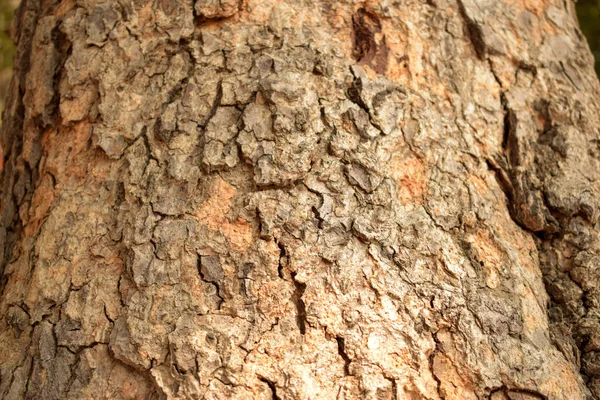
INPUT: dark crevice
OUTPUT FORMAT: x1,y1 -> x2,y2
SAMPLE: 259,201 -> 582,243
336,336 -> 352,376
559,61 -> 579,89
276,240 -> 285,279
115,181 -> 126,207
485,158 -> 513,204
172,359 -> 186,376
429,332 -> 445,400
50,21 -> 72,127
153,72 -> 189,144
201,79 -> 223,129
346,72 -> 370,115
116,276 -> 127,308
167,80 -> 186,104
140,128 -> 159,166
501,101 -> 510,150
485,98 -> 561,235
384,376 -> 398,400
489,386 -> 548,400
488,59 -> 504,91
319,105 -> 331,129
290,272 -> 307,334
154,117 -> 170,143
517,60 -> 538,77
456,0 -> 486,59
346,69 -> 386,135
311,206 -> 323,229
196,256 -> 224,309
259,377 -> 281,400
59,340 -> 106,355
502,105 -> 520,168
253,177 -> 304,192
485,157 -> 557,235
103,303 -> 115,324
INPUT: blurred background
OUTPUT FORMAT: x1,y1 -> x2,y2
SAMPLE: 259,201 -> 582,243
578,0 -> 600,75
0,0 -> 597,120
0,0 -> 17,119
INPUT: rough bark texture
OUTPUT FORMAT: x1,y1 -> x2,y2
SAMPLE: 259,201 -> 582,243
1,0 -> 600,398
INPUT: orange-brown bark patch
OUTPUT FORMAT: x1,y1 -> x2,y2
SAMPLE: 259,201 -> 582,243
389,152 -> 427,204
221,218 -> 254,254
195,176 -> 253,254
433,330 -> 479,400
466,229 -> 505,289
24,173 -> 56,237
433,352 -> 478,400
195,176 -> 236,230
42,122 -> 111,185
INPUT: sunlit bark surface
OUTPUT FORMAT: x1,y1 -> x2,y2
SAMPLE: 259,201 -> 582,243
1,0 -> 600,398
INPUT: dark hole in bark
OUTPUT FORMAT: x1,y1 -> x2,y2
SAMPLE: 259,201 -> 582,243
351,8 -> 389,74
352,8 -> 381,63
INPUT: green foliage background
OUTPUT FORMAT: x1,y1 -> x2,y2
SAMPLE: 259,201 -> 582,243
0,0 -> 14,70
0,0 -> 16,119
577,0 -> 600,76
0,0 -> 596,118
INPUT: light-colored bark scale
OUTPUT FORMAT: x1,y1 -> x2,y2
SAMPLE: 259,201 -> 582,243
1,0 -> 600,399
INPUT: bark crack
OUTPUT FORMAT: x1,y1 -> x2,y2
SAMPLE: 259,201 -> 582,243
276,239 -> 286,279
197,255 -> 225,309
290,272 -> 307,335
259,377 -> 281,400
429,332 -> 445,400
336,336 -> 352,376
50,21 -> 72,127
489,386 -> 548,400
456,0 -> 486,59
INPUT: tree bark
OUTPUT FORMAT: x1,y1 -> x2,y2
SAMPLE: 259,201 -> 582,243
1,0 -> 600,398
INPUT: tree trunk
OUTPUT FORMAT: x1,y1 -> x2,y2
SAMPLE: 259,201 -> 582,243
1,0 -> 600,398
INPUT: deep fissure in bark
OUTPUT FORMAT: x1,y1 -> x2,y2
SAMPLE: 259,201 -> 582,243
336,336 -> 352,376
456,0 -> 487,59
290,271 -> 307,335
259,377 -> 281,400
